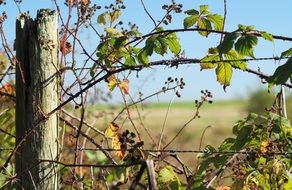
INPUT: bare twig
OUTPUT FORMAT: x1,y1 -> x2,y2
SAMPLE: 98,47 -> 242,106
140,0 -> 157,27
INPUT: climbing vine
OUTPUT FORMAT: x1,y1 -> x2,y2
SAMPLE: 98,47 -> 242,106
0,0 -> 291,189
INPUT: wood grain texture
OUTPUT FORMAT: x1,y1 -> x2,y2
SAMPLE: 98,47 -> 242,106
15,9 -> 58,190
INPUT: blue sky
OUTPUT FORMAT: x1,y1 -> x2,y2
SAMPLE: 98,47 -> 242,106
1,0 -> 292,102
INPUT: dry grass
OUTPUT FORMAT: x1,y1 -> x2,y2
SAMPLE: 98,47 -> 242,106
76,100 -> 247,165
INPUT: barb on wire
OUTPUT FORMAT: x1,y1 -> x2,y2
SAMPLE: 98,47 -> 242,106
76,147 -> 292,156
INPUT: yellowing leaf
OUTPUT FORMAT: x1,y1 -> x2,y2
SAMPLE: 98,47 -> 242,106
112,134 -> 127,159
261,31 -> 273,42
119,79 -> 129,94
207,14 -> 223,31
107,75 -> 118,92
183,15 -> 198,29
260,141 -> 269,154
197,17 -> 212,37
216,62 -> 232,88
224,49 -> 247,70
0,52 -> 9,72
81,0 -> 89,6
104,27 -> 122,37
97,13 -> 108,25
104,122 -> 120,138
110,10 -> 121,23
158,165 -> 179,183
200,54 -> 219,70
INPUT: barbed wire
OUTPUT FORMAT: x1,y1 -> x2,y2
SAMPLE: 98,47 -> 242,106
1,147 -> 291,156
0,147 -> 13,151
76,147 -> 292,156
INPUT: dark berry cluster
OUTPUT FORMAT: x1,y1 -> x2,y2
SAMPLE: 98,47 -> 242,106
119,130 -> 144,162
80,3 -> 101,23
104,1 -> 125,11
162,77 -> 185,98
161,1 -> 183,25
195,90 -> 213,107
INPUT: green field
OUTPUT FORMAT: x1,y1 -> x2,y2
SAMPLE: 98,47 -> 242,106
79,100 -> 247,163
75,99 -> 247,166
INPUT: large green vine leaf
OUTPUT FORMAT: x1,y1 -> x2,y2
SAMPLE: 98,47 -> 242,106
200,54 -> 219,70
261,31 -> 274,42
198,17 -> 212,37
234,35 -> 258,57
166,33 -> 181,55
183,5 -> 223,36
136,49 -> 149,65
224,49 -> 247,70
157,165 -> 182,189
206,14 -> 223,31
281,48 -> 292,57
217,32 -> 240,54
267,57 -> 292,87
183,15 -> 198,29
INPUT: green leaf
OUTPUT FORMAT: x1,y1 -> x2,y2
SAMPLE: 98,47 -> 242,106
224,49 -> 247,70
261,32 -> 274,42
104,27 -> 121,37
267,57 -> 292,86
217,32 -> 239,54
283,178 -> 292,190
208,47 -> 218,54
137,49 -> 149,65
201,145 -> 217,158
216,62 -> 232,87
207,14 -> 223,31
166,33 -> 181,55
219,137 -> 236,151
125,55 -> 136,66
183,15 -> 198,29
114,36 -> 127,49
281,48 -> 292,58
258,156 -> 267,166
158,165 -> 178,183
197,18 -> 212,37
185,9 -> 199,15
154,37 -> 168,55
155,27 -> 164,32
234,124 -> 253,150
97,13 -> 107,25
145,36 -> 157,56
235,35 -> 258,57
200,54 -> 219,70
238,24 -> 255,31
199,5 -> 210,15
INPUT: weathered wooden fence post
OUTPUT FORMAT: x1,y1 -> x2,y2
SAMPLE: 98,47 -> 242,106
15,9 -> 59,190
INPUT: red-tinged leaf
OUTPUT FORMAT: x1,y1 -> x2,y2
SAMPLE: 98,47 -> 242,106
111,134 -> 127,159
59,38 -> 72,55
0,83 -> 14,95
119,79 -> 129,94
